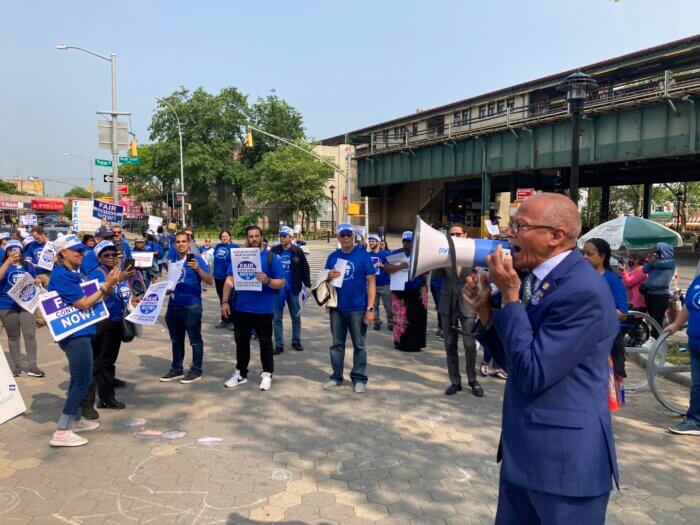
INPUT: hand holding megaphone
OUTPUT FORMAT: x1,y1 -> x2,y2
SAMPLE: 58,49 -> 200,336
485,245 -> 521,305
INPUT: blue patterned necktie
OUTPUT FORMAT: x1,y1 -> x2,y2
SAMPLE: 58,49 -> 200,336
521,272 -> 536,304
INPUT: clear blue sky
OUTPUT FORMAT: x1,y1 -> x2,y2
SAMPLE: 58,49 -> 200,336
1,0 -> 698,195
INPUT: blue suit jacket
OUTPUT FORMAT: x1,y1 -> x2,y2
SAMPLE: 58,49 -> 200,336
476,249 -> 620,497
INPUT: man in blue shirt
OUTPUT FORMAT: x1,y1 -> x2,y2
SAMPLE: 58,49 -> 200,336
271,226 -> 310,354
159,231 -> 213,384
111,225 -> 133,261
367,234 -> 392,332
323,223 -> 376,393
221,225 -> 284,391
26,226 -> 50,286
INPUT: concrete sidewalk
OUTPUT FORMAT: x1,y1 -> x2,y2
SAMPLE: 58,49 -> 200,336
0,289 -> 697,524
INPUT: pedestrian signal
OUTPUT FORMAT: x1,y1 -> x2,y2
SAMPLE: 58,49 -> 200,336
129,139 -> 138,157
245,130 -> 254,148
347,202 -> 361,216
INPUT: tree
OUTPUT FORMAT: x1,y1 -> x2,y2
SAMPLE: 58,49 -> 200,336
0,180 -> 26,195
654,182 -> 700,230
253,145 -> 333,230
63,187 -> 92,199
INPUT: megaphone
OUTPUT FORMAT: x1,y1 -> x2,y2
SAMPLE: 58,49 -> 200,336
409,216 -> 510,279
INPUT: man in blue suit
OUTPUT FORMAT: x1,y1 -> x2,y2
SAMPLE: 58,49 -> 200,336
464,193 -> 619,524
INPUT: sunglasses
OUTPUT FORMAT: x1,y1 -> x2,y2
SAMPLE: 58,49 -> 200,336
338,233 -> 354,238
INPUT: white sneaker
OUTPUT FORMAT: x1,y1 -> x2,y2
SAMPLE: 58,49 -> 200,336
354,382 -> 366,394
323,379 -> 341,390
224,369 -> 247,388
72,419 -> 100,433
259,372 -> 272,391
49,430 -> 88,447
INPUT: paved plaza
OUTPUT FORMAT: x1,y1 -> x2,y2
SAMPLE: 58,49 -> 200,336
0,251 -> 698,524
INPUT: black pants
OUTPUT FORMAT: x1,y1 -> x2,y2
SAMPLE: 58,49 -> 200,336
214,278 -> 229,322
233,311 -> 274,378
645,293 -> 669,338
84,319 -> 122,408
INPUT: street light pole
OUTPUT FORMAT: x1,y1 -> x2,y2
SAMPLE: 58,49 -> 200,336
328,184 -> 335,243
56,45 -> 120,204
557,71 -> 598,205
156,97 -> 186,228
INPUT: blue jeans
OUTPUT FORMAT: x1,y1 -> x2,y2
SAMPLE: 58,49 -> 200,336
329,309 -> 368,384
688,344 -> 699,424
57,336 -> 93,430
273,289 -> 301,348
165,303 -> 203,375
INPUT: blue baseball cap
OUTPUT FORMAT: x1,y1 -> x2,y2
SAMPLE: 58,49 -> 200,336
6,240 -> 23,252
55,234 -> 86,253
94,240 -> 118,258
337,222 -> 354,235
368,234 -> 380,242
402,231 -> 414,242
279,226 -> 294,237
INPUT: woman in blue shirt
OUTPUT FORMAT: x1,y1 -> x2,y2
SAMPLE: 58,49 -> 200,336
213,230 -> 238,329
83,241 -> 135,419
0,240 -> 41,378
583,238 -> 629,401
664,273 -> 700,435
48,234 -> 121,448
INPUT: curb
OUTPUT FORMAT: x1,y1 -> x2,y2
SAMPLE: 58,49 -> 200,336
630,352 -> 692,388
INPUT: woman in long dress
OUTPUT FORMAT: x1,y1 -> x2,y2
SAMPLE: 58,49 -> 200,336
384,231 -> 427,352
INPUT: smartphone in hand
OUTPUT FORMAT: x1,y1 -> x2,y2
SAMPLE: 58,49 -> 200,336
187,253 -> 195,263
123,258 -> 135,272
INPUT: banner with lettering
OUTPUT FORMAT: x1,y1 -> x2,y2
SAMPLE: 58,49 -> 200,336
38,280 -> 109,342
125,281 -> 170,325
92,199 -> 124,223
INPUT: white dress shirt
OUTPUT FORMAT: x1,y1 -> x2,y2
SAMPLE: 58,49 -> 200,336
531,250 -> 573,290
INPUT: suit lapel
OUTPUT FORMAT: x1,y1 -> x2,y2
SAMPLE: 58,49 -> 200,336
525,250 -> 582,312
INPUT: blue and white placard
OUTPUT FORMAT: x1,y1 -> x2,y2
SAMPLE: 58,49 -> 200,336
38,280 -> 109,342
92,199 -> 124,223
7,273 -> 44,314
125,281 -> 170,325
37,241 -> 56,271
231,248 -> 262,291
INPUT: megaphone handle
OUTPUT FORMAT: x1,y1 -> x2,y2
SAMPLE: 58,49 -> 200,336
446,232 -> 458,276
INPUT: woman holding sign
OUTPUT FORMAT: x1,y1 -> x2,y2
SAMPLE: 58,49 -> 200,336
48,234 -> 121,447
82,241 -> 135,419
0,240 -> 42,378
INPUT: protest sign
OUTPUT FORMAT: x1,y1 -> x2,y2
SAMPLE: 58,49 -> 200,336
19,214 -> 37,226
331,258 -> 348,288
148,215 -> 163,232
387,252 -> 409,291
231,248 -> 262,291
126,281 -> 171,325
92,199 -> 124,223
38,280 -> 109,342
370,256 -> 382,276
72,199 -> 102,232
7,273 -> 44,314
166,259 -> 185,291
134,251 -> 155,268
0,345 -> 26,424
37,241 -> 56,271
353,226 -> 366,238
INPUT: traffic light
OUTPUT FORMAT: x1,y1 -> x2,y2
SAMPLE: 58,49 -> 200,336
129,139 -> 138,157
245,129 -> 254,148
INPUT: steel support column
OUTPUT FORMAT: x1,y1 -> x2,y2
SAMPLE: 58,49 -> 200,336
642,182 -> 652,218
600,185 -> 611,222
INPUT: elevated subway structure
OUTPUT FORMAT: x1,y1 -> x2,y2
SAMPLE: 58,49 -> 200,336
323,35 -> 700,233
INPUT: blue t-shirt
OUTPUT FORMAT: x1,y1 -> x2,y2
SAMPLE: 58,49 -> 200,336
88,265 -> 131,322
685,275 -> 700,347
369,250 -> 390,287
145,241 -> 164,258
26,241 -> 50,275
80,248 -> 98,277
228,248 -> 284,314
118,238 -> 133,261
391,248 -> 423,291
48,264 -> 97,340
602,269 -> 629,327
168,254 -> 210,307
212,242 -> 239,279
324,246 -> 375,312
0,263 -> 36,309
279,249 -> 293,289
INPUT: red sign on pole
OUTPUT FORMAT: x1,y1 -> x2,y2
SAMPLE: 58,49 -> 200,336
516,188 -> 535,201
118,185 -> 129,195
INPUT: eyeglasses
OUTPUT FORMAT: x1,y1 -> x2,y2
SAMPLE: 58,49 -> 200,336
338,233 -> 353,238
101,253 -> 117,258
508,221 -> 556,234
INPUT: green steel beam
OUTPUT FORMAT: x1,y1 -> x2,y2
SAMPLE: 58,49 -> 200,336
358,97 -> 699,188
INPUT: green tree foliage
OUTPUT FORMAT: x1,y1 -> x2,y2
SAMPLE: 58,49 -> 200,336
63,187 -> 92,199
0,180 -> 26,195
253,145 -> 333,229
654,182 -> 700,230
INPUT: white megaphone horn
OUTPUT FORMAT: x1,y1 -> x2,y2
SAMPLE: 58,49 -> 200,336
408,216 -> 510,280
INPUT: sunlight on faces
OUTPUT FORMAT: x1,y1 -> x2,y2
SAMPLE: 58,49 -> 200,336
338,231 -> 354,249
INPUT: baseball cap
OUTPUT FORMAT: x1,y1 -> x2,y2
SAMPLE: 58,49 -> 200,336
145,229 -> 156,237
279,226 -> 294,237
22,236 -> 35,248
95,225 -> 115,238
54,234 -> 86,253
336,222 -> 354,235
94,240 -> 118,258
368,234 -> 380,242
0,232 -> 10,241
402,231 -> 414,242
6,240 -> 23,252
